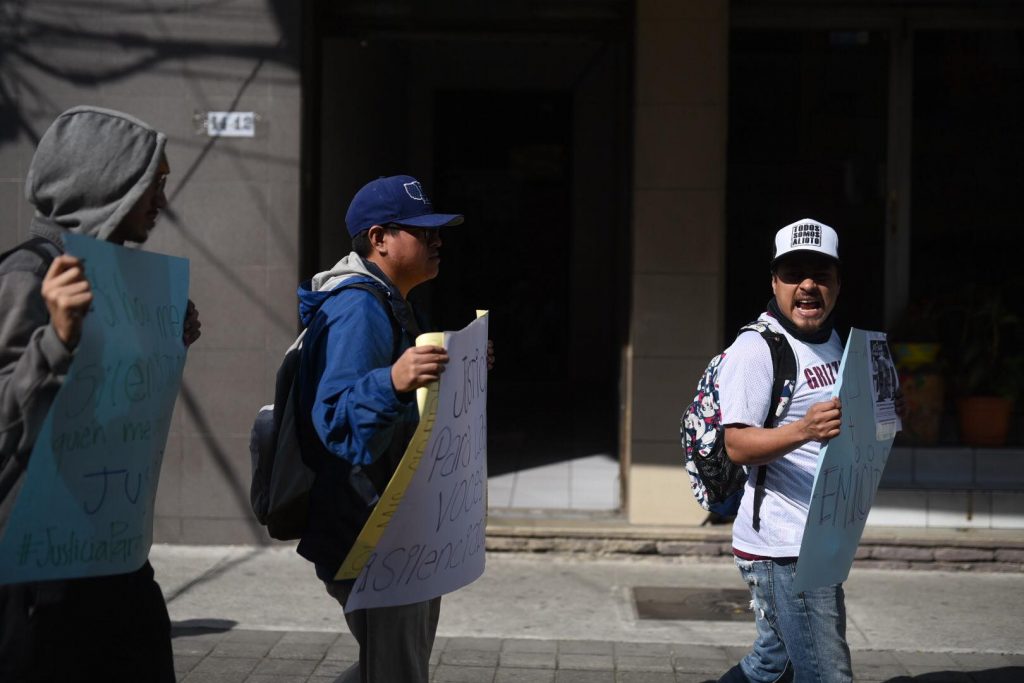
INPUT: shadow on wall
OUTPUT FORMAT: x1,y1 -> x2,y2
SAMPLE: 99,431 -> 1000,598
0,0 -> 297,141
0,0 -> 301,543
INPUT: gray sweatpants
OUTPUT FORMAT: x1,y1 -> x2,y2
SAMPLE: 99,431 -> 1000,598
325,581 -> 442,683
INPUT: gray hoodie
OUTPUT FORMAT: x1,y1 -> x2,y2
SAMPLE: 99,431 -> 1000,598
306,252 -> 421,336
0,106 -> 166,531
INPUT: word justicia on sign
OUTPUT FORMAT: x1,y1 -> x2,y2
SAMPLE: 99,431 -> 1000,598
791,223 -> 822,246
452,348 -> 487,419
16,522 -> 143,568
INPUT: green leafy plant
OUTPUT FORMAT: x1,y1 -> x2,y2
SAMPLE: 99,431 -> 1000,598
950,286 -> 1023,401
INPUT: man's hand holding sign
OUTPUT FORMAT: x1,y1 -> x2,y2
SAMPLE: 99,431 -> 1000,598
0,234 -> 190,584
292,175 -> 492,682
339,313 -> 490,612
794,329 -> 903,593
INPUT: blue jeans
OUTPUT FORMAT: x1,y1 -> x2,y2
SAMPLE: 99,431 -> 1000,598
718,557 -> 852,683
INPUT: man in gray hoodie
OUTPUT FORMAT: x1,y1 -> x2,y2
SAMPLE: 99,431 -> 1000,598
0,106 -> 200,682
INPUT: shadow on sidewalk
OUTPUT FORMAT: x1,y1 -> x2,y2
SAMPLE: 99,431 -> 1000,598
170,618 -> 236,637
885,667 -> 1024,682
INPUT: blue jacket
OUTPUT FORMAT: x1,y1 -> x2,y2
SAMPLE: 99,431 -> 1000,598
294,254 -> 419,580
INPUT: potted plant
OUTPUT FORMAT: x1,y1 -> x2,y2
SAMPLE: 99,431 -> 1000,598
948,286 -> 1022,447
889,297 -> 946,445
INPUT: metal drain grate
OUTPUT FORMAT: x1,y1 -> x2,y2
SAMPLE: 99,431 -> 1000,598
633,587 -> 751,621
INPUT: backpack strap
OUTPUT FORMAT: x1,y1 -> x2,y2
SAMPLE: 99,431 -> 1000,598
0,236 -> 61,278
291,281 -> 406,479
343,282 -> 405,362
295,281 -> 404,416
327,282 -> 407,507
739,321 -> 797,532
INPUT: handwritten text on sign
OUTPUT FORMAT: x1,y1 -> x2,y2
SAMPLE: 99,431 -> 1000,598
793,329 -> 899,593
0,234 -> 189,583
339,313 -> 489,612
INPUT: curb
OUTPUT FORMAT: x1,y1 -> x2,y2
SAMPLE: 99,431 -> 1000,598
484,516 -> 1024,572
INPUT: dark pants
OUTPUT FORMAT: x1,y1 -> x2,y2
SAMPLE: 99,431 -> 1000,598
325,581 -> 441,683
0,561 -> 175,683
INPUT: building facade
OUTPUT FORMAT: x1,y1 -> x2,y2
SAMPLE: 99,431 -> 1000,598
1,0 -> 1021,544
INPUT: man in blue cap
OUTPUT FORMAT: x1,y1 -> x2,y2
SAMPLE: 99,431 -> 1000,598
294,175 -> 475,682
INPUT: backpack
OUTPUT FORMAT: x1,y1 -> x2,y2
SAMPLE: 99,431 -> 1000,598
680,320 -> 796,528
249,281 -> 401,541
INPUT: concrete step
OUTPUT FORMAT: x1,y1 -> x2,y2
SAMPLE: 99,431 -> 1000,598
485,516 -> 1024,572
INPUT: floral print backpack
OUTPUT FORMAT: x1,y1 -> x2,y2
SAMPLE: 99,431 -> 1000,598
680,321 -> 796,525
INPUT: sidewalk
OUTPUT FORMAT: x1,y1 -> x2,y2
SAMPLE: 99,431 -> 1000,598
169,628 -> 1024,682
152,545 -> 1024,682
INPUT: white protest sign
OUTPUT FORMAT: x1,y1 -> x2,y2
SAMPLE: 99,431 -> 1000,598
794,328 -> 900,593
337,313 -> 489,611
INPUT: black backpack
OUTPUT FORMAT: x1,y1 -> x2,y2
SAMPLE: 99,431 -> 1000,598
248,282 -> 401,541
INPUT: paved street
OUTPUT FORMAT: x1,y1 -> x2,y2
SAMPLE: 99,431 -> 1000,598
152,545 -> 1024,682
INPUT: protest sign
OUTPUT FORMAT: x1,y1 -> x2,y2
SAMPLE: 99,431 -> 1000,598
0,234 -> 189,584
794,329 -> 901,593
336,313 -> 489,612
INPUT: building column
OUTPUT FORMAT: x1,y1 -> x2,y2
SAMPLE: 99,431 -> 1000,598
626,0 -> 730,525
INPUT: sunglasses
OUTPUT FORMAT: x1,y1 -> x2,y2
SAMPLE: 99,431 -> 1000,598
392,225 -> 441,244
774,266 -> 837,285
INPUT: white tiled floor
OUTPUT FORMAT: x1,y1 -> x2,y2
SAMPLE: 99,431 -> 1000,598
488,454 -> 620,511
873,447 -> 1024,528
868,489 -> 1024,529
485,452 -> 1024,525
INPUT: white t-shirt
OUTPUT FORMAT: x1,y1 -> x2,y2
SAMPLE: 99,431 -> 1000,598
718,313 -> 843,557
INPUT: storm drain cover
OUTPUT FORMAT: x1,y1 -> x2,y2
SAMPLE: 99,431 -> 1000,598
633,587 -> 751,621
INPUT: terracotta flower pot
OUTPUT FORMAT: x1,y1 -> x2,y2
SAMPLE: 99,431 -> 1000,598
956,396 -> 1013,447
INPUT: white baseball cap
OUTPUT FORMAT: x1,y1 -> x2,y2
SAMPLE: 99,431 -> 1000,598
771,218 -> 840,267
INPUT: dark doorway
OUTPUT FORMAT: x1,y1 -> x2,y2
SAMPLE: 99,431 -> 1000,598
726,29 -> 890,340
430,91 -> 580,472
309,2 -> 633,492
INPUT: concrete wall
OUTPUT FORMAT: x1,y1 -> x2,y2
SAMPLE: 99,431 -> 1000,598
0,0 -> 302,543
626,0 -> 730,525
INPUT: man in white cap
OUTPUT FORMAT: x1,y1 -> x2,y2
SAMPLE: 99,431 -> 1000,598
715,219 -> 851,682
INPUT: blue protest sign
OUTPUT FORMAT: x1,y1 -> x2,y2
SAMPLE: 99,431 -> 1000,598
793,328 -> 900,593
0,234 -> 188,584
